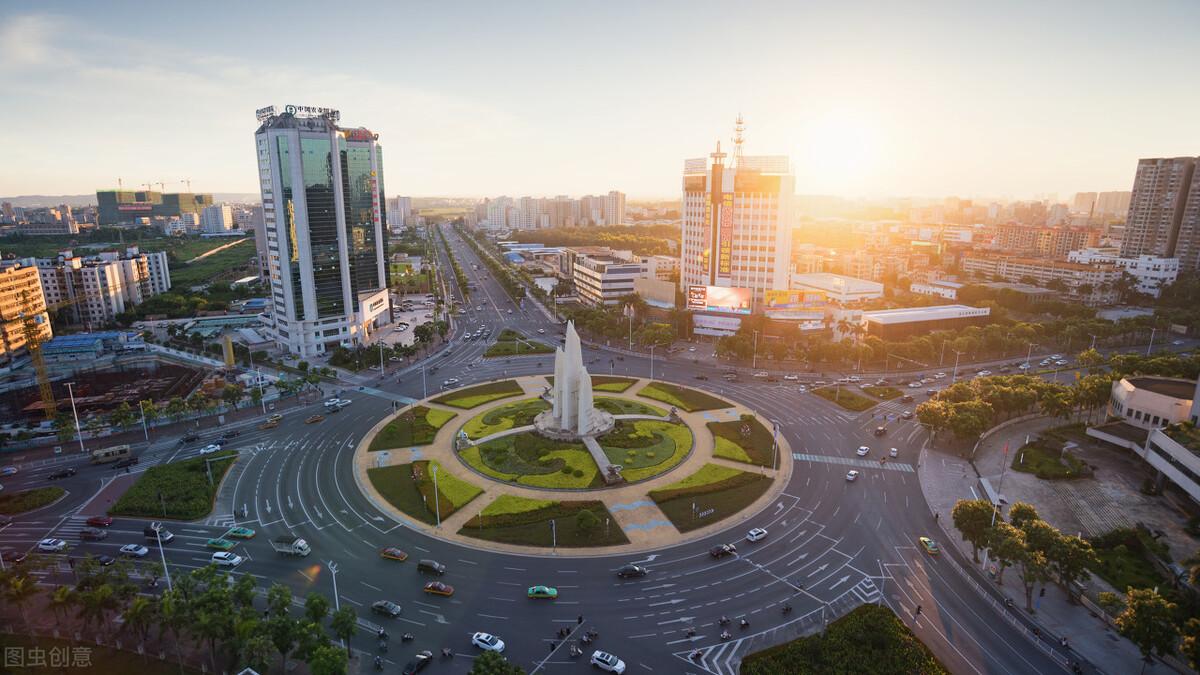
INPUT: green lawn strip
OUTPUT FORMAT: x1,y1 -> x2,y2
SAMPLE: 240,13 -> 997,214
811,386 -> 877,412
741,604 -> 949,675
462,398 -> 549,439
637,382 -> 730,412
652,463 -> 747,494
415,460 -> 482,512
369,405 -> 458,450
0,633 -> 204,675
479,494 -> 556,517
651,472 -> 773,533
1010,441 -> 1091,479
460,499 -> 629,547
170,240 -> 255,287
433,380 -> 524,409
861,385 -> 903,400
547,375 -> 636,393
598,420 -> 693,482
706,415 -> 776,467
593,396 -> 667,416
110,452 -> 237,520
464,435 -> 601,488
483,339 -> 554,357
0,486 -> 65,514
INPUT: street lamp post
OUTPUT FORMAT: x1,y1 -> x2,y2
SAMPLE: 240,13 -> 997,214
752,330 -> 759,370
1090,334 -> 1098,350
1024,342 -> 1038,370
157,529 -> 173,592
139,402 -> 149,441
771,420 -> 781,472
950,350 -> 965,384
1147,327 -> 1157,356
432,464 -> 441,527
65,382 -> 85,454
649,346 -> 657,381
422,363 -> 427,399
248,350 -> 267,414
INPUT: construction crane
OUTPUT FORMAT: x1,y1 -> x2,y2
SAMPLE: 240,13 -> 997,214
156,181 -> 167,193
181,178 -> 192,192
18,290 -> 81,419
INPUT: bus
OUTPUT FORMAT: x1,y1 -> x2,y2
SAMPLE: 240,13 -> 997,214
90,444 -> 131,464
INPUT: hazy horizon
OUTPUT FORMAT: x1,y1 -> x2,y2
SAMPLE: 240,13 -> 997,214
2,1 -> 1198,201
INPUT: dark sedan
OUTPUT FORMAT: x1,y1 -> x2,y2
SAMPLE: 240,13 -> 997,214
47,467 -> 77,480
710,544 -> 737,559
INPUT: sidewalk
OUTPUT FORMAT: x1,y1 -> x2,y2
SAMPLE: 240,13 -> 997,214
919,422 -> 1173,675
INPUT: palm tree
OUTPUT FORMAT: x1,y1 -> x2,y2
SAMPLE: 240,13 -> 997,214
6,575 -> 39,630
48,585 -> 75,629
122,596 -> 156,645
330,606 -> 357,659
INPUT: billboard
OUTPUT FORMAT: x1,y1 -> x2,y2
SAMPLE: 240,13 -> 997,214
763,289 -> 828,320
693,314 -> 742,336
717,195 -> 733,276
687,285 -> 752,315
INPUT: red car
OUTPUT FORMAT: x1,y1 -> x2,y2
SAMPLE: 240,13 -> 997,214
86,516 -> 113,528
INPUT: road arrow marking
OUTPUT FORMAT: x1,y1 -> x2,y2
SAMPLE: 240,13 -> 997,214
648,599 -> 684,607
807,563 -> 829,577
657,616 -> 695,626
631,554 -> 659,564
775,501 -> 784,515
265,500 -> 272,514
642,583 -> 676,591
287,495 -> 294,510
789,553 -> 809,564
830,575 -> 851,589
371,515 -> 385,522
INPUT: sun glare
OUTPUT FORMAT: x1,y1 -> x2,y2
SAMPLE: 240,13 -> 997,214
797,110 -> 881,190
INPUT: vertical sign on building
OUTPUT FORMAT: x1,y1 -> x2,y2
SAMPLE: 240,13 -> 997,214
717,194 -> 733,280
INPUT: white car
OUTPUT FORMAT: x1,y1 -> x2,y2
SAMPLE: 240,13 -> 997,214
753,372 -> 769,379
324,398 -> 341,408
846,470 -> 860,482
890,447 -> 899,458
472,632 -> 505,652
856,446 -> 870,457
590,651 -> 627,674
211,551 -> 243,568
476,306 -> 483,311
1019,363 -> 1031,370
198,444 -> 221,455
38,538 -> 67,552
746,527 -> 768,542
443,378 -> 460,387
783,374 -> 799,381
537,328 -> 546,334
908,382 -> 923,388
977,370 -> 992,377
336,399 -> 352,408
120,544 -> 149,558
1172,340 -> 1185,346
796,385 -> 808,393
934,372 -> 947,379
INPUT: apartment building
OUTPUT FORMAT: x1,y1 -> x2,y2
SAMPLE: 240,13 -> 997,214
0,262 -> 52,363
23,248 -> 171,327
993,224 -> 1100,259
1067,248 -> 1179,297
962,254 -> 1120,305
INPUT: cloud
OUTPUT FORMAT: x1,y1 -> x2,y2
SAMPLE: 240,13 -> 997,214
0,13 -> 67,69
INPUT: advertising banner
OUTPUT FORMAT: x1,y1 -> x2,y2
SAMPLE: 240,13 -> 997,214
717,195 -> 733,277
693,314 -> 742,336
763,289 -> 828,320
687,285 -> 752,314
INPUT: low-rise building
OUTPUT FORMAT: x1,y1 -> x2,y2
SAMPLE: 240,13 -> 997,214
1067,248 -> 1179,298
572,250 -> 647,306
962,254 -> 1120,305
789,272 -> 882,304
909,279 -> 963,300
1107,376 -> 1195,431
860,304 -> 991,340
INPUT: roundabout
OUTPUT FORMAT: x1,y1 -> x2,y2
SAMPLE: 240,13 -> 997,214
354,324 -> 793,554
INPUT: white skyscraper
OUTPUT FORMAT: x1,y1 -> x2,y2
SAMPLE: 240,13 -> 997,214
679,126 -> 794,304
200,203 -> 235,233
603,190 -> 626,226
254,105 -> 391,357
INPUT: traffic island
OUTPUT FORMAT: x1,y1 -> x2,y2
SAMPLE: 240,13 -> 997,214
708,415 -> 777,467
811,386 -> 878,411
368,406 -> 457,449
459,495 -> 629,547
110,451 -> 237,520
0,486 -> 66,515
637,381 -> 731,412
649,463 -> 772,533
432,379 -> 524,409
367,460 -> 482,525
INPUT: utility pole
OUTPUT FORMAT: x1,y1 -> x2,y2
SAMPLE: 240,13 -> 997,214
1089,334 -> 1098,350
1025,342 -> 1038,370
752,330 -> 759,370
1147,327 -> 1157,356
432,464 -> 441,527
157,529 -> 172,592
65,382 -> 85,454
139,403 -> 149,441
950,350 -> 965,384
649,345 -> 657,381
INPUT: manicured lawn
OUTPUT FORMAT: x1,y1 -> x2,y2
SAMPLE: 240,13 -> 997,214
460,499 -> 629,547
741,604 -> 949,675
861,385 -> 903,400
463,434 -> 600,488
433,379 -> 524,409
707,415 -> 777,467
638,382 -> 730,412
0,486 -> 65,514
547,375 -> 636,392
462,398 -> 549,439
1088,527 -> 1169,593
650,463 -> 771,532
598,420 -> 693,482
1011,441 -> 1090,480
593,396 -> 667,416
111,452 -> 237,520
171,239 -> 256,287
483,329 -> 554,357
368,461 -> 482,525
368,405 -> 457,450
811,386 -> 877,411
479,494 -> 556,517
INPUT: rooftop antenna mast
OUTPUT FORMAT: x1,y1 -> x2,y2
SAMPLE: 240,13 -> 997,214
732,113 -> 745,168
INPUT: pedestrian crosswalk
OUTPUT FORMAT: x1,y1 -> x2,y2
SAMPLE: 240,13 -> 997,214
792,453 -> 916,473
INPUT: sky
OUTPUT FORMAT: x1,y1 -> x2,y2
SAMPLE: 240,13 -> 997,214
2,1 -> 1198,201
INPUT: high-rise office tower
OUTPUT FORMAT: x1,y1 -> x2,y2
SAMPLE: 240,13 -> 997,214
254,106 -> 390,357
679,130 -> 793,304
1120,157 -> 1196,263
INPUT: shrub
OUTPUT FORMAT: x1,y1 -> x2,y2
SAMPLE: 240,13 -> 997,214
111,452 -> 237,520
0,487 -> 65,515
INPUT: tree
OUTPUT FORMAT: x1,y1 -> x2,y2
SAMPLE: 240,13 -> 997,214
139,399 -> 160,427
1181,618 -> 1200,671
267,615 -> 298,673
122,595 -> 155,644
1115,587 -> 1179,662
221,384 -> 244,410
575,509 -> 600,534
241,631 -> 275,674
1008,502 -> 1040,529
164,397 -> 189,422
1038,389 -> 1074,422
1016,548 -> 1051,613
109,402 -> 137,431
1048,533 -> 1097,594
330,606 -> 357,659
266,582 -> 293,617
48,585 -> 75,628
470,649 -> 527,674
952,499 -> 996,563
308,644 -> 348,675
1076,347 -> 1105,372
53,411 -> 76,443
250,386 -> 264,408
988,521 -> 1026,585
304,591 -> 330,625
5,574 -> 39,629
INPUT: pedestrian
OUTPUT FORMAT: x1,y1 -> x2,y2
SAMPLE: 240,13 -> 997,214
915,605 -> 922,616
550,641 -> 556,652
577,615 -> 583,625
935,512 -> 940,522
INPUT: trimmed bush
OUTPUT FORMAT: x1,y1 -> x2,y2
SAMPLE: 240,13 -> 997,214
368,461 -> 482,524
111,452 -> 237,520
548,375 -> 637,393
593,396 -> 667,416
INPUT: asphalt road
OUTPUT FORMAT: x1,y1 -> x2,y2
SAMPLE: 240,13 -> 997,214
0,226 -> 1088,674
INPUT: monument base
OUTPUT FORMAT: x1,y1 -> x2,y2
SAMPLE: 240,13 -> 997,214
532,409 -> 615,441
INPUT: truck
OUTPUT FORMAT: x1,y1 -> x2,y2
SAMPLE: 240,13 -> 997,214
270,536 -> 311,557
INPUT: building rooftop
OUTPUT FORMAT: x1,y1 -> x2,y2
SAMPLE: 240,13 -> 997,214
980,282 -> 1058,295
790,272 -> 882,294
1126,376 -> 1195,400
863,304 -> 991,324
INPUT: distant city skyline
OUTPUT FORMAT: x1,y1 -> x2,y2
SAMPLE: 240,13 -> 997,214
2,2 -> 1198,200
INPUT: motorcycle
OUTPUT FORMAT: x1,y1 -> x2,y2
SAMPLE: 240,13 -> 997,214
720,630 -> 732,641
740,618 -> 750,630
718,616 -> 730,626
782,604 -> 793,615
568,644 -> 583,658
401,633 -> 415,642
377,639 -> 388,653
374,656 -> 384,670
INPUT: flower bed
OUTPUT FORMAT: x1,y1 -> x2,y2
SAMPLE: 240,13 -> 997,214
598,419 -> 693,482
462,434 -> 600,488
